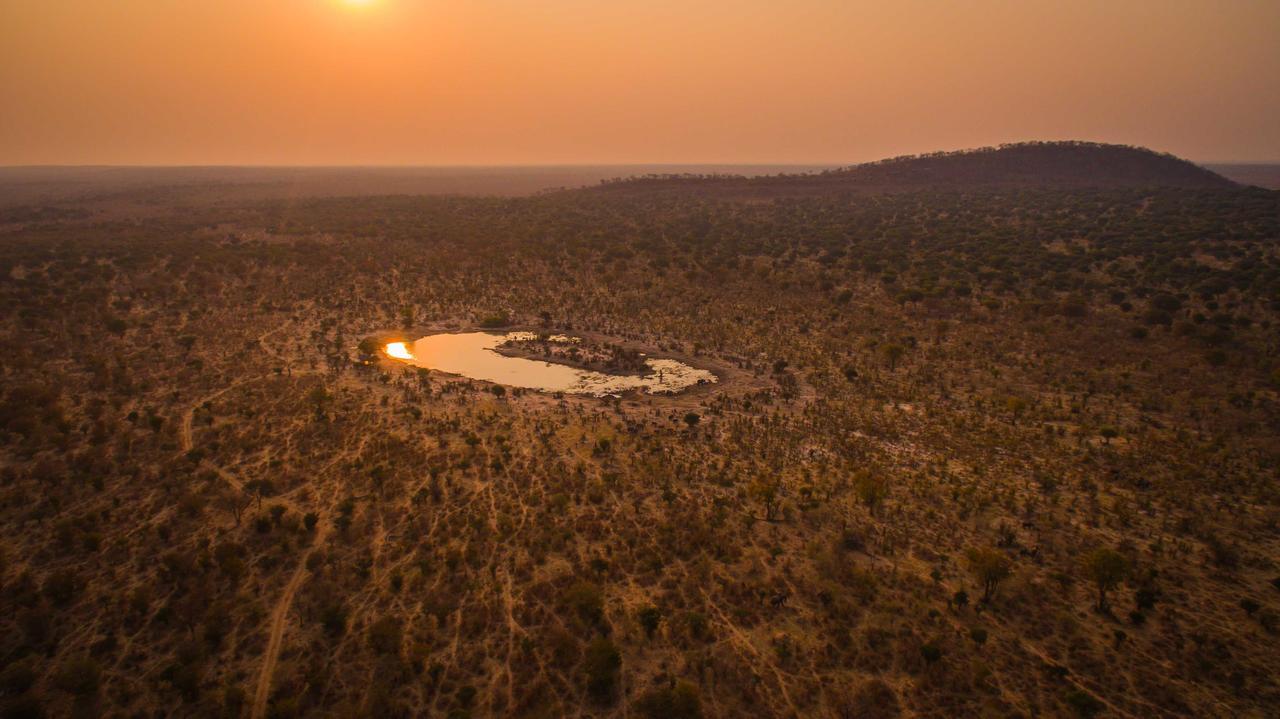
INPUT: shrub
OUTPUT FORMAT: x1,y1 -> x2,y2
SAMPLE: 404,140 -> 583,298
1150,293 -> 1182,313
834,678 -> 900,719
1083,548 -> 1129,611
969,627 -> 988,646
368,616 -> 402,655
564,581 -> 605,625
637,605 -> 662,638
0,659 -> 36,695
583,637 -> 621,703
316,601 -> 345,634
1,695 -> 45,719
54,657 -> 100,696
1142,309 -> 1172,326
635,681 -> 701,718
41,570 -> 78,607
1064,688 -> 1104,717
478,311 -> 511,328
920,641 -> 943,665
966,547 -> 1012,603
855,471 -> 890,515
224,686 -> 247,715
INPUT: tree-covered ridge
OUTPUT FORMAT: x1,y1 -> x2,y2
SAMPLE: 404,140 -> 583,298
593,141 -> 1237,196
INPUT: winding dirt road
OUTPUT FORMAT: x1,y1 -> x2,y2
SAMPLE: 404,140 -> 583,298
250,522 -> 329,719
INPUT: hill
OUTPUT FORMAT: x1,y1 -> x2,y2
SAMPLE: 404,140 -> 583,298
593,141 -> 1238,197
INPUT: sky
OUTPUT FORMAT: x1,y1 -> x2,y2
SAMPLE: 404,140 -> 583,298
1,0 -> 1277,165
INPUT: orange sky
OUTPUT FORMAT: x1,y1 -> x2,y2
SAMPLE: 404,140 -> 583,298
2,0 -> 1277,165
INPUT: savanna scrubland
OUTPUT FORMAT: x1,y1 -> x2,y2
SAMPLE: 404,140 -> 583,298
1,144 -> 1279,718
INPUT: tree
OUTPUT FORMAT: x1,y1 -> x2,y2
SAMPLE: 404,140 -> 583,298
584,637 -> 622,703
245,479 -> 275,511
224,686 -> 247,716
970,626 -> 988,647
222,491 -> 252,527
370,465 -> 388,499
368,616 -> 402,655
0,659 -> 36,696
307,386 -> 330,419
479,311 -> 511,328
748,477 -> 781,521
635,681 -> 701,719
1084,548 -> 1128,612
41,570 -> 78,607
54,657 -> 101,696
881,343 -> 906,370
965,547 -> 1012,603
213,542 -> 246,582
920,640 -> 943,666
1005,396 -> 1027,422
564,581 -> 605,625
1150,293 -> 1182,313
357,337 -> 382,357
2,695 -> 44,719
320,601 -> 348,638
637,605 -> 662,638
854,470 -> 889,516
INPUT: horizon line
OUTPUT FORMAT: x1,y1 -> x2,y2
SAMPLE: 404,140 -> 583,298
4,159 -> 1279,170
0,162 -> 845,170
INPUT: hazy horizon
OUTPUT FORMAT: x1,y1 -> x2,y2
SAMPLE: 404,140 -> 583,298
3,153 -> 1279,170
5,157 -> 1280,169
3,1 -> 1278,166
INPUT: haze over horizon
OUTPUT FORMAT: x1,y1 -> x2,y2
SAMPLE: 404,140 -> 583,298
3,0 -> 1279,166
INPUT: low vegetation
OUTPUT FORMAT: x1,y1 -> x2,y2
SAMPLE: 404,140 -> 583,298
0,146 -> 1277,716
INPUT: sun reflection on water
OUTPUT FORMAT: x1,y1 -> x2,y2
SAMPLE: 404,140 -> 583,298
385,341 -> 413,360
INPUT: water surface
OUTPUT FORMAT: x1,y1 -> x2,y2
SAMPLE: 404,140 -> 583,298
385,332 -> 715,396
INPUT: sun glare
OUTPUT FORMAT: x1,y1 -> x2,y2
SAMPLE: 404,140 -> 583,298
385,341 -> 413,360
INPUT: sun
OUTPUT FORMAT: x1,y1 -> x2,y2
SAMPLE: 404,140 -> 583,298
342,0 -> 376,6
